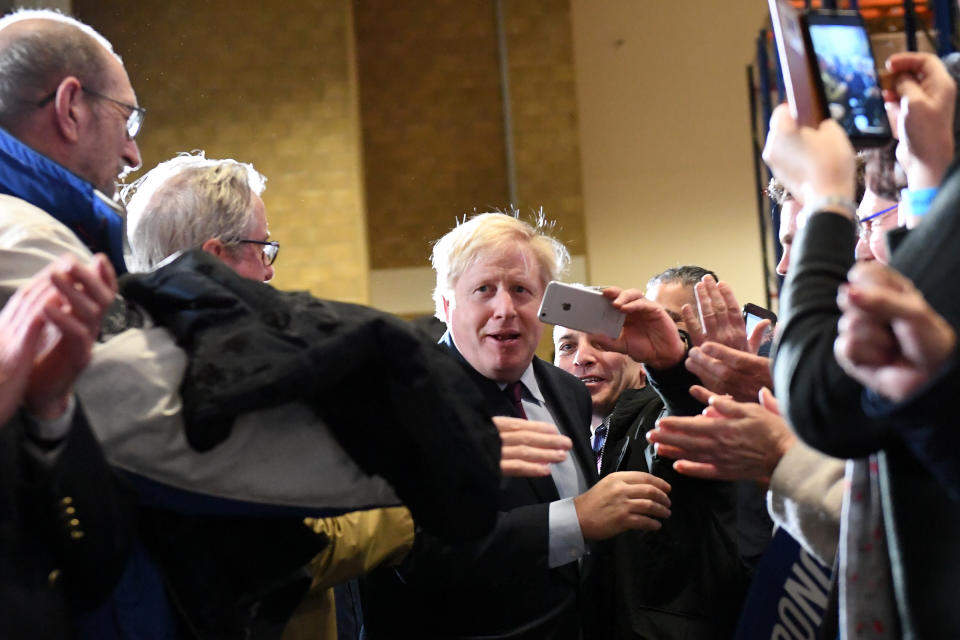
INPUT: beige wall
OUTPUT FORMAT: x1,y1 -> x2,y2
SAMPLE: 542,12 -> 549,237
71,1 -> 774,313
571,0 -> 769,305
75,0 -> 370,304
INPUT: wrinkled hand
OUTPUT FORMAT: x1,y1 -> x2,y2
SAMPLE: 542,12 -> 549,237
494,416 -> 572,478
762,103 -> 856,213
684,342 -> 773,402
681,275 -> 769,354
834,261 -> 955,402
648,386 -> 796,485
594,287 -> 685,370
25,254 -> 117,419
574,471 -> 671,540
885,52 -> 957,189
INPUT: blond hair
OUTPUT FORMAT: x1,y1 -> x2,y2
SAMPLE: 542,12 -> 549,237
431,211 -> 570,320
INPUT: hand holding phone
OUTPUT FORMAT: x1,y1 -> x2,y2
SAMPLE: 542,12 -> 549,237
769,0 -> 892,147
538,282 -> 625,339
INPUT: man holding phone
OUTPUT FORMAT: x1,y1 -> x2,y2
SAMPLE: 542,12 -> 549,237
362,212 -> 673,639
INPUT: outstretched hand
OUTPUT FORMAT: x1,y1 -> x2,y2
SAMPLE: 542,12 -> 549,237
684,342 -> 773,403
494,416 -> 573,477
648,385 -> 796,485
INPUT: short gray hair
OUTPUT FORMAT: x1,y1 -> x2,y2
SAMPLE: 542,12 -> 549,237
122,152 -> 267,272
431,211 -> 570,321
646,265 -> 717,292
0,9 -> 120,133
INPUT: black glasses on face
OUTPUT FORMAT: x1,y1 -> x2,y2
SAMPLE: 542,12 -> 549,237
237,240 -> 279,267
82,88 -> 146,139
36,86 -> 146,139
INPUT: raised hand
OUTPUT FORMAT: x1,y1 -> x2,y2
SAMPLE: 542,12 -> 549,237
684,342 -> 773,403
595,287 -> 685,370
681,275 -> 768,354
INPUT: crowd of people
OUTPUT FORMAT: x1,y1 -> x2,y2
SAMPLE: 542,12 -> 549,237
1,6 -> 958,640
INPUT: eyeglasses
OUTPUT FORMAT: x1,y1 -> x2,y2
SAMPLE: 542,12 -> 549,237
82,88 -> 146,139
858,203 -> 898,238
236,239 -> 279,267
36,86 -> 146,139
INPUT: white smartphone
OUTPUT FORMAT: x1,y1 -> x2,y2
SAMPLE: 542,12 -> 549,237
538,281 -> 625,339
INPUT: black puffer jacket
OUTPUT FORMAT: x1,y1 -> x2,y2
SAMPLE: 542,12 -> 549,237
120,249 -> 501,543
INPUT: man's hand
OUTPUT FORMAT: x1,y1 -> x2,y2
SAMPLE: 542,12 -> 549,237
573,471 -> 671,540
493,416 -> 572,478
681,275 -> 769,354
762,103 -> 856,214
684,342 -> 773,403
834,261 -> 955,402
648,386 -> 796,485
25,254 -> 117,419
885,52 -> 957,189
594,287 -> 685,370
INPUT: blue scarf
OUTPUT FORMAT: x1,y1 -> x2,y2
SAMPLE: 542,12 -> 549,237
0,127 -> 127,274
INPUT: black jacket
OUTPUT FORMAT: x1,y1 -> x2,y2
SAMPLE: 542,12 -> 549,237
597,387 -> 749,640
0,407 -> 137,639
363,335 -> 598,639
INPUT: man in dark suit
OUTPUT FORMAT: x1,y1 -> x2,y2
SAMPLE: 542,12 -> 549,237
362,212 -> 673,639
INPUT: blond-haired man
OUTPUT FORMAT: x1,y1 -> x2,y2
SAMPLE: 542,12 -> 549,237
363,213 -> 673,639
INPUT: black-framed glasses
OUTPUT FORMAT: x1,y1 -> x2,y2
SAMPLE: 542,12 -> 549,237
36,86 -> 146,139
237,239 -> 279,267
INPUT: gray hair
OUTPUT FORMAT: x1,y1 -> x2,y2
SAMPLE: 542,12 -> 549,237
0,9 -> 120,133
431,211 -> 570,321
122,152 -> 267,272
646,265 -> 717,292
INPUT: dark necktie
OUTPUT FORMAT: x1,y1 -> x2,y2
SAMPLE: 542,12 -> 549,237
593,421 -> 608,472
503,381 -> 527,419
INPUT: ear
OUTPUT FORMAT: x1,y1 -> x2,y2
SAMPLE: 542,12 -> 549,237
441,293 -> 453,324
51,77 -> 86,144
201,237 -> 227,259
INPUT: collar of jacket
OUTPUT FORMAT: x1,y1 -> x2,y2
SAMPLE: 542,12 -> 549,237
0,126 -> 127,274
607,386 -> 662,443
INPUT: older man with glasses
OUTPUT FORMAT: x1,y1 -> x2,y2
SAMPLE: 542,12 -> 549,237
123,152 -> 278,282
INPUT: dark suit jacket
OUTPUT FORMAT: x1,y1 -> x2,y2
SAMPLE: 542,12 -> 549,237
362,334 -> 598,639
0,404 -> 137,638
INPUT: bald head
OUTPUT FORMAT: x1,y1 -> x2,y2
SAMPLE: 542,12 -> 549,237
0,11 -> 120,133
0,10 -> 141,196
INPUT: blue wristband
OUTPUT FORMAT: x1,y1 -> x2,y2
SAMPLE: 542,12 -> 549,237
902,187 -> 938,218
